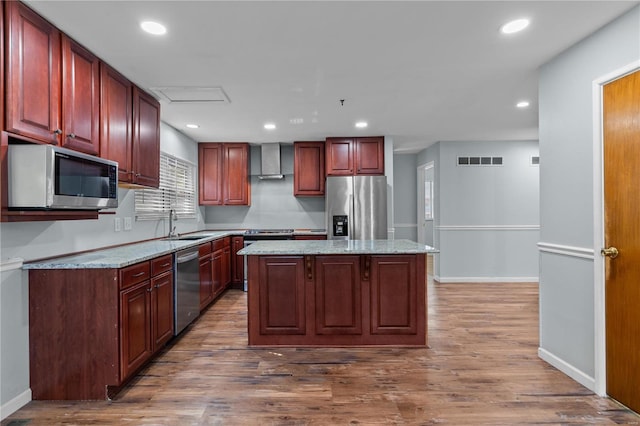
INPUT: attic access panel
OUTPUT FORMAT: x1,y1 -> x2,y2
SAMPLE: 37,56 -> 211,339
151,87 -> 231,104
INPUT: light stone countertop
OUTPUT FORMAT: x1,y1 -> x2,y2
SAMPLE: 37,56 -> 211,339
22,231 -> 238,269
238,239 -> 438,256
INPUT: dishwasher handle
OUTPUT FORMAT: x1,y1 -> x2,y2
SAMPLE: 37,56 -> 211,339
176,250 -> 199,264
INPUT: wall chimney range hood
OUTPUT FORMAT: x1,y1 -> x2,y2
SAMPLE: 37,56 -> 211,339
258,143 -> 284,180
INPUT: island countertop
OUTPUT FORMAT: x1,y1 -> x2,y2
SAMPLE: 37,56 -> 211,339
238,239 -> 438,256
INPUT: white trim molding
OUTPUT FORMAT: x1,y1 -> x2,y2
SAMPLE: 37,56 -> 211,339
437,225 -> 540,231
394,223 -> 418,228
538,348 -> 596,392
435,275 -> 538,283
0,389 -> 31,421
537,242 -> 594,260
0,257 -> 23,272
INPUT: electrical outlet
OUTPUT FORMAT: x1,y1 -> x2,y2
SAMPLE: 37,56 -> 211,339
114,217 -> 122,232
124,217 -> 132,231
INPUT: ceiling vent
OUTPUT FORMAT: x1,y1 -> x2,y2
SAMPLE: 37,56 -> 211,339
259,143 -> 284,180
150,86 -> 230,104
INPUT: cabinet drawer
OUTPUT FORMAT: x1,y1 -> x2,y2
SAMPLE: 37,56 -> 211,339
151,254 -> 173,276
199,242 -> 212,257
212,238 -> 225,251
120,261 -> 151,289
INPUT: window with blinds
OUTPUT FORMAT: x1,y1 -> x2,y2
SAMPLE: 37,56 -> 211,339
135,152 -> 196,220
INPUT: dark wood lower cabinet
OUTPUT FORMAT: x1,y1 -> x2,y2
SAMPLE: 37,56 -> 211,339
247,253 -> 426,346
28,253 -> 174,400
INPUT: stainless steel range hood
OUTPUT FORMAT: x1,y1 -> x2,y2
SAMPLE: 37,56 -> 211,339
258,143 -> 284,180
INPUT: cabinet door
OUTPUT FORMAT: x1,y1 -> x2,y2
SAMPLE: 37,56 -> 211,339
120,281 -> 152,380
222,244 -> 231,288
132,87 -> 160,188
294,141 -> 325,196
231,236 -> 245,284
199,254 -> 213,311
370,255 -> 417,334
198,143 -> 223,205
61,35 -> 99,155
223,143 -> 250,205
315,256 -> 362,335
151,270 -> 174,350
355,137 -> 384,175
6,1 -> 61,144
212,249 -> 224,297
257,256 -> 306,335
100,63 -> 132,183
325,138 -> 353,176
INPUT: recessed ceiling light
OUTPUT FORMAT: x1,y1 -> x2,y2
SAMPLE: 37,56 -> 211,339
516,101 -> 530,108
500,18 -> 530,35
140,21 -> 167,36
355,121 -> 368,128
186,124 -> 199,129
264,123 -> 276,130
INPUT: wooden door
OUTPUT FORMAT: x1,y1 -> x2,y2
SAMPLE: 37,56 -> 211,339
325,138 -> 354,175
370,255 -> 417,334
120,281 -> 152,380
151,271 -> 174,350
603,69 -> 640,412
212,249 -> 224,297
61,35 -> 99,155
222,243 -> 231,288
132,87 -> 160,188
199,254 -> 213,310
223,143 -> 250,205
6,1 -> 61,144
231,236 -> 245,284
355,137 -> 384,175
294,141 -> 325,196
198,143 -> 224,205
100,63 -> 132,183
315,255 -> 362,335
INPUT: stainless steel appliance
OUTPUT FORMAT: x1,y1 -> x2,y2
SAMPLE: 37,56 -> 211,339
174,247 -> 200,335
8,144 -> 118,210
243,229 -> 294,291
326,176 -> 387,240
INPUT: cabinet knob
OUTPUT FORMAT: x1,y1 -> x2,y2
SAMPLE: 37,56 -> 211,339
53,129 -> 62,135
68,133 -> 76,139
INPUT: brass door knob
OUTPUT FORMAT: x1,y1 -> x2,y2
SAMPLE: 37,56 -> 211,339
601,247 -> 619,258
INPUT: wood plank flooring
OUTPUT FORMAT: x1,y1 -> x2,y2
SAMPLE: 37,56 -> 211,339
3,278 -> 639,425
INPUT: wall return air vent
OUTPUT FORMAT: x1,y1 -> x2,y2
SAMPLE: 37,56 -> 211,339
457,156 -> 503,166
150,86 -> 231,104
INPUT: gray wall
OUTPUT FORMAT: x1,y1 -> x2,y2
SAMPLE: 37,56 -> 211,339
418,140 -> 539,282
392,154 -> 417,241
538,5 -> 640,387
0,122 -> 202,418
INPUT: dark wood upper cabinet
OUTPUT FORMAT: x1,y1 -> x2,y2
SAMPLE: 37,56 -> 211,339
61,35 -> 100,155
5,1 -> 61,144
100,63 -> 133,183
198,143 -> 250,206
326,136 -> 384,176
131,87 -> 160,188
294,141 -> 325,196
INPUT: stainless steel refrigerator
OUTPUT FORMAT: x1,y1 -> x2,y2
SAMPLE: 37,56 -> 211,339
326,175 -> 388,240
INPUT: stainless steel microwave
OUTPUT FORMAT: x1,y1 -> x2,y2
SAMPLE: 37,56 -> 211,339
8,144 -> 118,210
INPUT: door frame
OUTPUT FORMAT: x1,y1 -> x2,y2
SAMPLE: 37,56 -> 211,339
592,60 -> 640,397
416,161 -> 434,245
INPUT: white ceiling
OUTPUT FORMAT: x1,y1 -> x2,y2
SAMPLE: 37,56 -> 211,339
25,1 -> 639,153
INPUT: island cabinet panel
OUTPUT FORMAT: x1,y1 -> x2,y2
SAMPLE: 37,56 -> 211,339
256,256 -> 306,335
370,255 -> 418,335
315,256 -> 362,335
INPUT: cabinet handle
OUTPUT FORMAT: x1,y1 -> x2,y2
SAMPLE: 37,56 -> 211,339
132,271 -> 147,277
160,263 -> 171,267
147,287 -> 153,292
53,129 -> 62,135
306,256 -> 313,280
68,133 -> 76,139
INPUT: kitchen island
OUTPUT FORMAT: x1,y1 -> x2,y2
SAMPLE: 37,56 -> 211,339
238,239 -> 437,347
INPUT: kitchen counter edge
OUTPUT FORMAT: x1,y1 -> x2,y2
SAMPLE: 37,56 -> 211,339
238,239 -> 438,256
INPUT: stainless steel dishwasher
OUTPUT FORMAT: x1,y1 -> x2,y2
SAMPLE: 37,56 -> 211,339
174,246 -> 200,335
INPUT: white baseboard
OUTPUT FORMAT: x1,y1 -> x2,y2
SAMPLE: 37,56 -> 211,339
1,389 -> 31,421
538,347 -> 596,392
434,275 -> 539,283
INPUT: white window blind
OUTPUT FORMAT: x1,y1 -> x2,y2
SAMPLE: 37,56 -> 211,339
135,152 -> 196,220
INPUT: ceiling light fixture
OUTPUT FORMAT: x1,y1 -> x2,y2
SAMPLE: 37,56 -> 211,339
500,18 -> 530,35
264,123 -> 276,130
355,121 -> 368,128
186,124 -> 199,129
140,21 -> 167,36
516,101 -> 530,108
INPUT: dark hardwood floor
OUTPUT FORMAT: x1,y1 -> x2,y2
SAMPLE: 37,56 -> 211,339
3,275 -> 639,425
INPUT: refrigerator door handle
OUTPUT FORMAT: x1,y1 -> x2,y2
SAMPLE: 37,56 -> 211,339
348,194 -> 354,240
